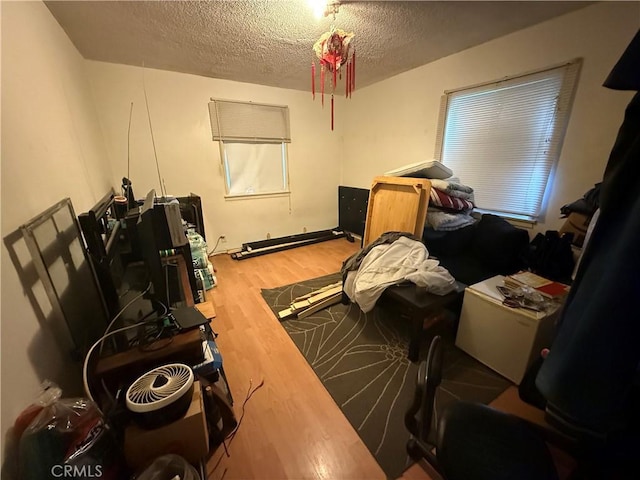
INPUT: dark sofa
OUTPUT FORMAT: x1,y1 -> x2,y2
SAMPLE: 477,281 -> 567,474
422,214 -> 530,286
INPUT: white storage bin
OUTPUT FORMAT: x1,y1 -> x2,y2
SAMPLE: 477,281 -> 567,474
455,275 -> 559,384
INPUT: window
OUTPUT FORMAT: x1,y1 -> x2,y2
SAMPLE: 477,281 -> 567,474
209,99 -> 291,197
435,59 -> 581,221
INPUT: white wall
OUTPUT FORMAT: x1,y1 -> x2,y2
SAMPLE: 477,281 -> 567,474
342,2 -> 639,233
1,0 -> 114,451
85,62 -> 344,251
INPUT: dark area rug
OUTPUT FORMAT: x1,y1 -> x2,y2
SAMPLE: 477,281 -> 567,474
261,273 -> 511,479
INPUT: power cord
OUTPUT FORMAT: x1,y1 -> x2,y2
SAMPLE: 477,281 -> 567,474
226,378 -> 265,444
208,236 -> 225,256
99,317 -> 173,406
138,328 -> 175,352
207,378 -> 265,478
83,320 -> 157,403
99,282 -> 152,355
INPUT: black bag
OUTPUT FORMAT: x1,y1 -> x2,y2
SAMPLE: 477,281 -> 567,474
526,231 -> 575,283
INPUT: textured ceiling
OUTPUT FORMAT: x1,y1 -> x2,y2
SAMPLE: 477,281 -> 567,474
45,1 -> 593,92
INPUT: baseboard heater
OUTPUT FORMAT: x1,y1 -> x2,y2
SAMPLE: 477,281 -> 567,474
231,228 -> 353,260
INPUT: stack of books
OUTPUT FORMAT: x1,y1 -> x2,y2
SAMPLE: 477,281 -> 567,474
504,271 -> 570,299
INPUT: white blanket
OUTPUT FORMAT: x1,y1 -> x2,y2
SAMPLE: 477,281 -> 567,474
344,236 -> 456,313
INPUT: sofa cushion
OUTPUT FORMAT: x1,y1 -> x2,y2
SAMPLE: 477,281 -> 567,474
422,224 -> 476,257
473,214 -> 529,274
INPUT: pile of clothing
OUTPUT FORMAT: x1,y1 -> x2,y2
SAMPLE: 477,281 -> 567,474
426,177 -> 476,231
558,183 -> 601,247
560,183 -> 600,218
342,232 -> 456,312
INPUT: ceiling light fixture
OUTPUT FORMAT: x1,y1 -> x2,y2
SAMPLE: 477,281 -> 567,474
309,0 -> 341,20
310,2 -> 355,131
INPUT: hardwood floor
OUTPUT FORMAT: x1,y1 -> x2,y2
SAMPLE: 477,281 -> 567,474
206,238 -> 386,480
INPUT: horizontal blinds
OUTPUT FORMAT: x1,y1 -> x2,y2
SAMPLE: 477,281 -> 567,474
440,60 -> 581,219
209,99 -> 291,143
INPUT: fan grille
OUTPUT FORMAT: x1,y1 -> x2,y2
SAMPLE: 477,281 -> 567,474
126,363 -> 194,413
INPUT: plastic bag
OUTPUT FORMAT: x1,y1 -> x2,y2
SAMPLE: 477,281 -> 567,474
188,231 -> 209,269
19,396 -> 122,479
13,380 -> 62,440
194,266 -> 216,291
134,454 -> 199,480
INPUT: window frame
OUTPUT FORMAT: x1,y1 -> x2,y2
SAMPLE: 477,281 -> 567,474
434,59 -> 582,223
218,140 -> 291,199
209,98 -> 292,200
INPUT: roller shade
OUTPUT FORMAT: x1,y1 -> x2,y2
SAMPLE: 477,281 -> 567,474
435,59 -> 581,220
209,99 -> 291,143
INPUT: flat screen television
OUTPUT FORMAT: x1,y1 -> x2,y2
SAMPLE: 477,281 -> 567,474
137,190 -> 193,309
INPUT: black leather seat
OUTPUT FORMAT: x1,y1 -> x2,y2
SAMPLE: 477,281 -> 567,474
436,402 -> 558,480
405,336 -> 564,480
405,336 -> 637,480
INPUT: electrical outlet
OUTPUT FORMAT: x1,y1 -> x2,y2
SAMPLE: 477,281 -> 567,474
220,235 -> 227,243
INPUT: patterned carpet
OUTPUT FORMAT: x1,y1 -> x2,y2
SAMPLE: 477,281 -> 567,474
261,273 -> 511,479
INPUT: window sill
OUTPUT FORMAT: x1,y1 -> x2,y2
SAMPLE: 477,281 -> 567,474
473,209 -> 537,229
224,191 -> 291,200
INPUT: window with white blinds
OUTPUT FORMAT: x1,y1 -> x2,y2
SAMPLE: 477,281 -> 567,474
435,59 -> 581,220
209,99 -> 291,197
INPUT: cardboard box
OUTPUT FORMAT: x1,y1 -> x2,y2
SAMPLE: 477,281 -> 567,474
559,212 -> 591,247
124,381 -> 209,469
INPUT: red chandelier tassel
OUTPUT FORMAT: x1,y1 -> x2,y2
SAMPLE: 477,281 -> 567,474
352,49 -> 356,93
321,65 -> 325,108
311,62 -> 316,100
345,62 -> 349,97
331,94 -> 334,131
333,59 -> 337,91
350,61 -> 354,98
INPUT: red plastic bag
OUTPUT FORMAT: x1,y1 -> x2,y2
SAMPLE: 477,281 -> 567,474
13,380 -> 62,440
18,391 -> 123,479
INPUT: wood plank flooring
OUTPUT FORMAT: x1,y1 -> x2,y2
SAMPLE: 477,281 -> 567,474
206,238 -> 387,480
